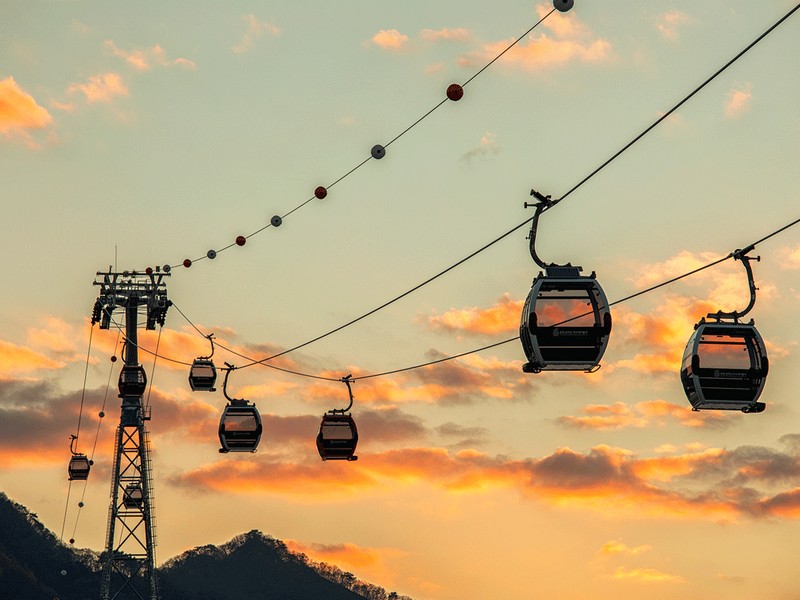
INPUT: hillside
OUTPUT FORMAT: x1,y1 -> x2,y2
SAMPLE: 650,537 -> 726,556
0,492 -> 412,600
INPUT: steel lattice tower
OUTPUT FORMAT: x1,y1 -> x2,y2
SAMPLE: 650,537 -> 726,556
92,269 -> 170,600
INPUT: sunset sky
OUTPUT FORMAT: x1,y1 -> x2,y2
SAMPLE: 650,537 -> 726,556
2,1 -> 800,599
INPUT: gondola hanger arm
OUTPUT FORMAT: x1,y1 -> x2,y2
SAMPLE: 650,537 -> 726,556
709,246 -> 760,322
222,362 -> 242,403
330,374 -> 355,414
524,189 -> 581,272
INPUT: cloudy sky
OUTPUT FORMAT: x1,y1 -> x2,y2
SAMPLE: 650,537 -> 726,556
2,1 -> 800,598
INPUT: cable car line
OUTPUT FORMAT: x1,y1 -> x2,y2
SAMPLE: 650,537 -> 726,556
542,1 -> 800,216
153,3 -> 800,376
84,2 -> 800,385
157,6 -> 558,272
155,1 -> 799,277
134,213 -> 800,384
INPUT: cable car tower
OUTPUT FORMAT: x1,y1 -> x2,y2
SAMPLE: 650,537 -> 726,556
92,268 -> 170,600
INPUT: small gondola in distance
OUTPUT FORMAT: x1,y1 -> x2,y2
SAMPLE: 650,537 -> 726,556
317,376 -> 359,461
118,364 -> 147,397
67,434 -> 92,480
123,483 -> 144,509
189,333 -> 218,392
68,454 -> 92,481
189,358 -> 217,392
218,400 -> 263,453
317,413 -> 359,461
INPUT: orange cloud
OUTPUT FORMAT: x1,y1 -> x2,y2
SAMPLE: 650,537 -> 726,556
0,76 -> 53,144
776,244 -> 800,270
105,40 -> 197,71
419,28 -> 470,42
0,339 -> 64,375
558,402 -> 647,430
458,4 -> 611,71
371,29 -> 409,51
611,566 -> 684,583
232,14 -> 281,54
302,355 -> 530,407
172,443 -> 800,522
599,540 -> 652,556
724,83 -> 752,119
655,11 -> 692,41
67,72 -> 128,103
285,540 -> 384,568
459,131 -> 502,165
558,400 -> 732,431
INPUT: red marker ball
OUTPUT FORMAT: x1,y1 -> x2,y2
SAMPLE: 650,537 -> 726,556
69,538 -> 75,545
111,356 -> 117,362
446,83 -> 464,101
314,186 -> 327,200
183,259 -> 192,268
236,235 -> 246,246
145,267 -> 153,275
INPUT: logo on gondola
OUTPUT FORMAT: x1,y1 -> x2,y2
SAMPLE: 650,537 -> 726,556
714,370 -> 746,379
553,329 -> 588,337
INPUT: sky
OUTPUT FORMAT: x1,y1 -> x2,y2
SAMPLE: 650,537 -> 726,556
2,1 -> 800,598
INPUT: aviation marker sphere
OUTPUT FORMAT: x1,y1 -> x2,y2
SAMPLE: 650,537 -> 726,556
271,215 -> 283,227
78,502 -> 84,508
99,411 -> 105,418
69,538 -> 75,544
163,264 -> 171,273
207,249 -> 217,259
183,259 -> 192,268
110,356 -> 117,363
145,267 -> 153,275
371,144 -> 386,159
446,84 -> 464,101
315,186 -> 327,199
553,0 -> 573,11
61,570 -> 67,576
235,235 -> 246,246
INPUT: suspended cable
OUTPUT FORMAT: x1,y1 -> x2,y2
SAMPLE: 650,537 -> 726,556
237,217 -> 534,369
546,1 -> 800,213
145,326 -> 162,409
155,8 -> 557,271
97,4 -> 800,381
164,213 -> 800,382
73,325 -> 95,446
158,2 -> 800,373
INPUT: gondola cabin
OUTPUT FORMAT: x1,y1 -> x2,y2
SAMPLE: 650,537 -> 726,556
218,401 -> 262,453
316,414 -> 358,461
118,365 -> 147,397
68,454 -> 91,481
189,358 -> 217,392
681,319 -> 768,412
520,267 -> 612,373
123,483 -> 144,509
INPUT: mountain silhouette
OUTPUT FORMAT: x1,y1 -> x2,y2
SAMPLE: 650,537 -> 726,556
0,492 -> 412,600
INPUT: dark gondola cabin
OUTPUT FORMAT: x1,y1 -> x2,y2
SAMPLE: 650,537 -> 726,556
317,414 -> 358,461
520,267 -> 612,373
123,483 -> 144,509
118,365 -> 147,397
189,358 -> 217,392
68,454 -> 91,481
218,401 -> 262,453
681,319 -> 768,412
